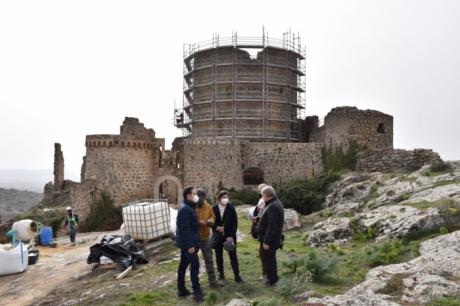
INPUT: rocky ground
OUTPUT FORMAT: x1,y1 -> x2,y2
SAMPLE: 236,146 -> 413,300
308,162 -> 460,247
1,162 -> 459,306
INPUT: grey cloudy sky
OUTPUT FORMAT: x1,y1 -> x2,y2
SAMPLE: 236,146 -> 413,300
0,0 -> 459,179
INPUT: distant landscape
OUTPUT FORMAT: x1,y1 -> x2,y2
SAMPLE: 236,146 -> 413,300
0,188 -> 43,223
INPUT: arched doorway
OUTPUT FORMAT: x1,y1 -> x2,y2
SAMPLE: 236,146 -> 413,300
153,175 -> 183,205
243,167 -> 264,185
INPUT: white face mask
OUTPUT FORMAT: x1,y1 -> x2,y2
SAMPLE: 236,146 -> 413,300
220,198 -> 229,206
192,194 -> 199,203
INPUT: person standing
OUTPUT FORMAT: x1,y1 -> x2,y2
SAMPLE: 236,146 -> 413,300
175,186 -> 204,302
212,190 -> 244,283
63,207 -> 80,246
195,188 -> 221,288
258,186 -> 284,286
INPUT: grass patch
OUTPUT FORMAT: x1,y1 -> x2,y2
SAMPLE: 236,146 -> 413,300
430,296 -> 460,306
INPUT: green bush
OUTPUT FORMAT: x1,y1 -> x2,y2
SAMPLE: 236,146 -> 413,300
366,240 -> 405,267
429,160 -> 451,173
229,189 -> 260,205
322,139 -> 361,172
80,191 -> 122,232
276,173 -> 340,215
283,250 -> 338,283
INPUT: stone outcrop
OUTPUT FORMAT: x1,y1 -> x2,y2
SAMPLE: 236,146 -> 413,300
284,208 -> 302,230
307,217 -> 353,247
305,230 -> 460,305
358,205 -> 444,241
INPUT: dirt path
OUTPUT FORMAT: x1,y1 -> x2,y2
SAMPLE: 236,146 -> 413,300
0,231 -> 118,306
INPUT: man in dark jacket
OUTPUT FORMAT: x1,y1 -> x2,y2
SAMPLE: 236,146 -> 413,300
258,185 -> 284,285
175,186 -> 203,302
212,190 -> 244,283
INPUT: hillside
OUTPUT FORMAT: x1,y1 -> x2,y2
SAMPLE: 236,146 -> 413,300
0,188 -> 43,223
1,162 -> 459,306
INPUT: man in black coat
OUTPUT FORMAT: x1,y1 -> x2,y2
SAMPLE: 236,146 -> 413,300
212,190 -> 244,283
257,185 -> 284,285
175,186 -> 204,302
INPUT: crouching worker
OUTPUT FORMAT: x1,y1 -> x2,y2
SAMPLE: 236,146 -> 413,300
175,186 -> 204,302
258,186 -> 284,286
196,189 -> 222,288
212,190 -> 244,283
63,207 -> 80,246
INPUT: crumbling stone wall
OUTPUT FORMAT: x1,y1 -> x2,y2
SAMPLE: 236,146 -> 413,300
356,149 -> 442,173
83,117 -> 164,205
310,106 -> 393,151
182,138 -> 323,195
53,143 -> 64,191
242,142 -> 323,186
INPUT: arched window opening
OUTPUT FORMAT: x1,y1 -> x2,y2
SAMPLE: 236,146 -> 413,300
243,167 -> 264,185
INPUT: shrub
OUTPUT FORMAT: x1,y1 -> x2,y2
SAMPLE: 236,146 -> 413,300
283,250 -> 338,283
366,240 -> 405,267
429,160 -> 451,173
276,173 -> 340,215
322,139 -> 361,172
229,189 -> 259,205
80,191 -> 122,232
376,273 -> 406,295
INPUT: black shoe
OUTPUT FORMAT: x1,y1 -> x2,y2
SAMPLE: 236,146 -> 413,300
235,275 -> 244,283
218,274 -> 225,281
193,292 -> 204,303
178,288 -> 191,297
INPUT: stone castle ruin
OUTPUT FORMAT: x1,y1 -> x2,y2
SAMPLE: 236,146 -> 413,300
41,33 -> 441,218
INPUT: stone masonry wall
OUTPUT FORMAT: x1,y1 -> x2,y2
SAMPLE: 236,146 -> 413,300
84,143 -> 159,205
242,142 -> 323,186
182,138 -> 244,195
310,106 -> 393,151
356,149 -> 442,173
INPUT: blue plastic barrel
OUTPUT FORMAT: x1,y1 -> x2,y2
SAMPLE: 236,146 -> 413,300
39,227 -> 53,246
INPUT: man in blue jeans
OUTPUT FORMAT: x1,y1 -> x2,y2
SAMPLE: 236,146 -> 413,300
175,186 -> 204,303
63,207 -> 80,246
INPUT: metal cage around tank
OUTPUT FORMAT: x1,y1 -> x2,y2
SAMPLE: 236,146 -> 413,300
175,31 -> 306,142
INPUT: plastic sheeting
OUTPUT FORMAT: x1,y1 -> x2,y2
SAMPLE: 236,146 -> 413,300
87,234 -> 148,271
0,241 -> 29,276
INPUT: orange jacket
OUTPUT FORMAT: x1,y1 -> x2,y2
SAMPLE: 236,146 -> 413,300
195,200 -> 215,240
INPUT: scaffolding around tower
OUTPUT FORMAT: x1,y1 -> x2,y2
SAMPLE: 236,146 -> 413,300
175,30 -> 306,142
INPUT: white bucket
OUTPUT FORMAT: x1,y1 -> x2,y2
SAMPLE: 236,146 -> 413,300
122,201 -> 171,240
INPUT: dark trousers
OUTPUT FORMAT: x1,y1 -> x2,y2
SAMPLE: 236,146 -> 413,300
259,245 -> 267,277
214,238 -> 240,278
177,248 -> 202,294
260,243 -> 278,284
69,228 -> 77,243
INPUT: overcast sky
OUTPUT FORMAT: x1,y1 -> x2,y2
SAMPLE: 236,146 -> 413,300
0,0 -> 459,180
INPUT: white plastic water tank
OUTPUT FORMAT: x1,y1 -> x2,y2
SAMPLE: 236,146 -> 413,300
122,201 -> 172,240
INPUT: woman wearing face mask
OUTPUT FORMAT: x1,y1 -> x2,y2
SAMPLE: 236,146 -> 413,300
211,190 -> 244,283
